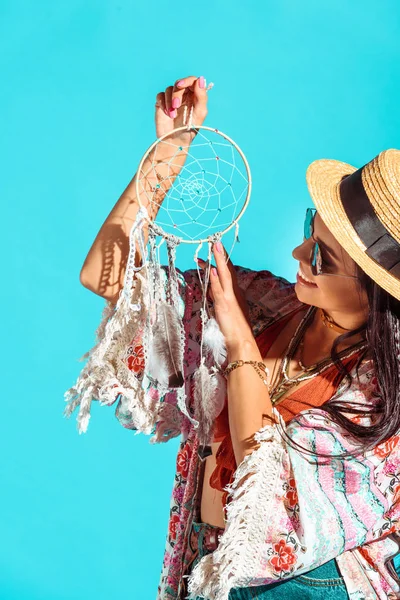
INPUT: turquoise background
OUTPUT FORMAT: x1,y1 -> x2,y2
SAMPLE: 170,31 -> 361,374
2,1 -> 400,598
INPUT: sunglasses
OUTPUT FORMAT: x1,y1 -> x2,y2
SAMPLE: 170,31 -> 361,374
304,208 -> 358,279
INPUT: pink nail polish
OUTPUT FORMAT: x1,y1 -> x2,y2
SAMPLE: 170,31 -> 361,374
212,267 -> 218,276
199,76 -> 205,89
172,97 -> 181,109
169,109 -> 177,119
177,79 -> 185,87
214,241 -> 222,253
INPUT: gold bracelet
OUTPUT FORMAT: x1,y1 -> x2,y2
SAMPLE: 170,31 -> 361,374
222,360 -> 270,386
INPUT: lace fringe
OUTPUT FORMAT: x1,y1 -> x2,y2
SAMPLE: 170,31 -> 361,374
63,268 -> 160,433
63,207 -> 161,434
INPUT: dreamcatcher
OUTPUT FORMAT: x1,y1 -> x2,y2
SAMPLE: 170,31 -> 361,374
64,88 -> 252,448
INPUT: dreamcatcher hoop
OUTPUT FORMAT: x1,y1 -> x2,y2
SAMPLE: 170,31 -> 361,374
134,124 -> 252,245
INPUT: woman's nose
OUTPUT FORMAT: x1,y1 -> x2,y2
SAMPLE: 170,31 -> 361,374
292,238 -> 310,262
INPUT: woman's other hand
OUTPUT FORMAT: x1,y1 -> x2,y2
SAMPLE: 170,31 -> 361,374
197,245 -> 256,353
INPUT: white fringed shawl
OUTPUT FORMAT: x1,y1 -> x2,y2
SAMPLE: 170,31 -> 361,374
184,410 -> 285,600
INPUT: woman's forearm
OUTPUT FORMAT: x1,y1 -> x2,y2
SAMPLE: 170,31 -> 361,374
80,142 -> 189,302
227,340 -> 275,466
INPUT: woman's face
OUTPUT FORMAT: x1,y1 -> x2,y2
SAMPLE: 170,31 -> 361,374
291,211 -> 368,315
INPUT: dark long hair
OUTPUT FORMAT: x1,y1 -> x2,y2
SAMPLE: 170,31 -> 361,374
319,262 -> 400,453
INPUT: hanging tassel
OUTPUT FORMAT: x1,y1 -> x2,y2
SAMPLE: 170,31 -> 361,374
203,316 -> 228,367
147,301 -> 184,388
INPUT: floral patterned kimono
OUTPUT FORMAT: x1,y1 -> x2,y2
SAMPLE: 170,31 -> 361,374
110,265 -> 400,600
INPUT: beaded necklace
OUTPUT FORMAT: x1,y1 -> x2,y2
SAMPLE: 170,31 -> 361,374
268,305 -> 368,405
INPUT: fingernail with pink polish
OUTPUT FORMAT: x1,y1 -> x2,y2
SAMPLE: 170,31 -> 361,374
172,97 -> 181,109
177,79 -> 185,87
169,109 -> 177,119
199,76 -> 205,89
212,267 -> 218,276
214,241 -> 222,253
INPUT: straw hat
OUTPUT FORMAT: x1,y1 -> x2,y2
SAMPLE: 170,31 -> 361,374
306,148 -> 400,302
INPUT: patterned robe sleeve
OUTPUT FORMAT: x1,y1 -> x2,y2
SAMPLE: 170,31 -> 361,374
186,373 -> 400,600
231,265 -> 301,336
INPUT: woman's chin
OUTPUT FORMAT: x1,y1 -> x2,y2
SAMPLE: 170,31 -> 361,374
294,281 -> 319,299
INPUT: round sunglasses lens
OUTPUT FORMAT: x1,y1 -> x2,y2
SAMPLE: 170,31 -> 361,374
310,243 -> 317,275
313,243 -> 323,275
304,209 -> 313,239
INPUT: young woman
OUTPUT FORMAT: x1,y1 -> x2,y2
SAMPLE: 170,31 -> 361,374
76,75 -> 400,599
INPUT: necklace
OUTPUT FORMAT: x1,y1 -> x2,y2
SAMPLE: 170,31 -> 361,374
320,307 -> 351,334
268,305 -> 368,405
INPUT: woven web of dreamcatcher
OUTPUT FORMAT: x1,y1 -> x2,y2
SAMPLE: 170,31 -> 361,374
136,127 -> 250,248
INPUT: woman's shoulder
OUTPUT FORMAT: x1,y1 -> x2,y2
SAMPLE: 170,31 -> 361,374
233,264 -> 304,334
183,264 -> 303,336
232,264 -> 296,294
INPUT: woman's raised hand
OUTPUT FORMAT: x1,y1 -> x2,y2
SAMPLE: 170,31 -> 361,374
154,75 -> 209,143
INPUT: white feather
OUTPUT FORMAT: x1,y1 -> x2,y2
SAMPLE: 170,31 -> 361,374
147,302 -> 184,388
193,359 -> 227,445
203,317 -> 227,367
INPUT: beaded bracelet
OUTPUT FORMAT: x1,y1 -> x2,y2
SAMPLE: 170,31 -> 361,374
222,359 -> 270,386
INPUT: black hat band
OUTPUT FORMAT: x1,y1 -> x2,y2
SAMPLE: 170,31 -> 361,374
339,167 -> 400,280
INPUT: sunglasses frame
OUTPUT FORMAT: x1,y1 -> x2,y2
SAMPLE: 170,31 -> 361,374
304,208 -> 359,279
